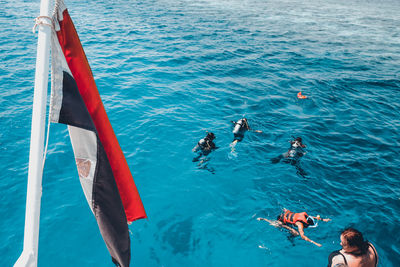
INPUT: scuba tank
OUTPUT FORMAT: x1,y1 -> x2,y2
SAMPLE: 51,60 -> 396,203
233,119 -> 244,134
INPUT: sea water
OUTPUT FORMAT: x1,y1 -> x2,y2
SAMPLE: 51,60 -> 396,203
1,0 -> 399,266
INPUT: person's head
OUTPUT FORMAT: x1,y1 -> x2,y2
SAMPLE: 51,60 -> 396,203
295,137 -> 302,143
206,132 -> 215,140
293,137 -> 306,148
242,118 -> 249,128
306,216 -> 315,226
340,228 -> 369,254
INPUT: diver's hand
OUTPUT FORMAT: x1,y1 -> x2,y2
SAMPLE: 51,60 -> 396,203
314,242 -> 322,247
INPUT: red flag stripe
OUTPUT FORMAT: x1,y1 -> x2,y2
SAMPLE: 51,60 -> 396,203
56,9 -> 146,222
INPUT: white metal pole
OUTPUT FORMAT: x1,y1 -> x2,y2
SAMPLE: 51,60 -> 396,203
15,0 -> 53,266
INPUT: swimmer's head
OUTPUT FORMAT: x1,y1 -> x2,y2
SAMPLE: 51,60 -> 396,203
293,137 -> 306,148
242,118 -> 249,128
306,216 -> 318,228
206,132 -> 215,140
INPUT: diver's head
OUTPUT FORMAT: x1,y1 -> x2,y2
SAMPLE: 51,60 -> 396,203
206,132 -> 215,140
242,118 -> 249,128
293,137 -> 306,148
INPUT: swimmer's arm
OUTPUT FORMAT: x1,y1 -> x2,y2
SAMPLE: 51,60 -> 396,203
257,217 -> 282,227
312,215 -> 331,222
257,218 -> 299,236
246,125 -> 262,132
192,145 -> 199,152
280,224 -> 299,236
257,217 -> 274,224
296,222 -> 322,247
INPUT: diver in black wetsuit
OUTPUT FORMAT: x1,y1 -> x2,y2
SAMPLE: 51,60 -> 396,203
230,118 -> 262,152
231,118 -> 250,143
271,137 -> 307,177
271,137 -> 306,163
192,132 -> 216,155
192,132 -> 217,174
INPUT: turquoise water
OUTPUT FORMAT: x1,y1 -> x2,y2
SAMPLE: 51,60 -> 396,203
1,0 -> 400,266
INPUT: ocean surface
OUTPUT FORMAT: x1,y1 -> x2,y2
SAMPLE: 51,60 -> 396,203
1,0 -> 399,266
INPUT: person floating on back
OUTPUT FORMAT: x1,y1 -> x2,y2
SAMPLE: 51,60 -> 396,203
328,228 -> 378,267
257,208 -> 331,247
230,118 -> 262,152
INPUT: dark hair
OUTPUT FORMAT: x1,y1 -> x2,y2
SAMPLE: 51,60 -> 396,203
242,118 -> 250,129
341,228 -> 369,255
295,137 -> 302,143
206,132 -> 215,140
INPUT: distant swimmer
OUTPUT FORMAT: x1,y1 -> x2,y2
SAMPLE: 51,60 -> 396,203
230,118 -> 262,151
257,209 -> 331,247
328,228 -> 378,267
192,132 -> 217,174
271,137 -> 306,164
192,132 -> 216,155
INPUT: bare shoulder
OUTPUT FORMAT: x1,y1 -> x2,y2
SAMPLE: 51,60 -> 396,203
368,243 -> 378,261
369,243 -> 378,254
328,251 -> 346,267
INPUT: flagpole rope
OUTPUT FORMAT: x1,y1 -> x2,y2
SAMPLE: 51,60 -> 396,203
53,0 -> 62,15
42,109 -> 51,170
41,17 -> 52,169
32,16 -> 54,33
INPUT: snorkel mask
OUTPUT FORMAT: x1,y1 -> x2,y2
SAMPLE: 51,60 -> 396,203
307,216 -> 318,228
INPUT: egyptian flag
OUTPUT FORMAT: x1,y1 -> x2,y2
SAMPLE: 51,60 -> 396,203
50,1 -> 146,266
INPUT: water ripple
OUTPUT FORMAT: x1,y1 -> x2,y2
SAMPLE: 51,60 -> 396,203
1,0 -> 400,266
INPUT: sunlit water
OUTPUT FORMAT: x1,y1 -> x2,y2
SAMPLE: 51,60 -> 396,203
1,0 -> 399,266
